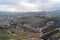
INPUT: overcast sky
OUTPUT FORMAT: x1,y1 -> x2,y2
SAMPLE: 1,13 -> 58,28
0,0 -> 60,12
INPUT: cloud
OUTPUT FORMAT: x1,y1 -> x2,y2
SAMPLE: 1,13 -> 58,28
0,4 -> 20,12
0,0 -> 60,12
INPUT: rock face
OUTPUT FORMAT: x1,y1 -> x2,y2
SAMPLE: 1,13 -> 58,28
22,21 -> 58,40
27,21 -> 58,40
38,21 -> 58,39
49,37 -> 60,40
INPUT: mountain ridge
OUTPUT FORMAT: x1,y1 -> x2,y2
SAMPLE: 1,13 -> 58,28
0,10 -> 60,16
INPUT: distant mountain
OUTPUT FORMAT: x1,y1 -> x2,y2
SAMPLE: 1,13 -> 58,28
51,10 -> 60,16
0,11 -> 19,15
0,11 -> 13,15
0,10 -> 60,16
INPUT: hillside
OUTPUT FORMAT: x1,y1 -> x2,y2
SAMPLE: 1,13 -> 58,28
0,10 -> 60,40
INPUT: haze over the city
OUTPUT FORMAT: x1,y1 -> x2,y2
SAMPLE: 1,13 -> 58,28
0,0 -> 60,12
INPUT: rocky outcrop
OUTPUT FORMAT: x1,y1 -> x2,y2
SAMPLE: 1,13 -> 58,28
38,21 -> 58,39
